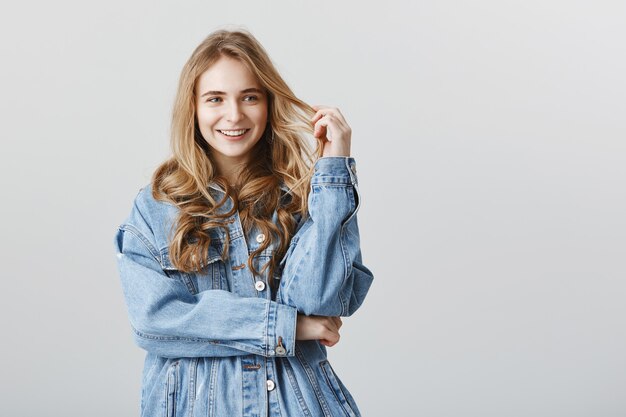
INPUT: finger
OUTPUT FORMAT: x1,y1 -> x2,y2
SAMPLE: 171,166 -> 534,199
321,330 -> 340,346
326,316 -> 340,332
313,114 -> 344,138
311,104 -> 330,112
310,105 -> 327,121
312,104 -> 338,113
311,108 -> 330,124
328,331 -> 340,345
310,105 -> 339,123
311,106 -> 347,126
311,107 -> 336,120
313,124 -> 327,139
324,317 -> 342,336
334,317 -> 343,330
327,316 -> 340,330
313,117 -> 332,139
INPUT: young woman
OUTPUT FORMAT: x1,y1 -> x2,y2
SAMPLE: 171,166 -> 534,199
114,28 -> 374,417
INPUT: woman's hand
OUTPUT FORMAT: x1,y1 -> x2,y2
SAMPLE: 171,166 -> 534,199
296,314 -> 343,347
310,105 -> 351,157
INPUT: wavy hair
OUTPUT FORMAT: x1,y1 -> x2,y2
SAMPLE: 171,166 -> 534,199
151,29 -> 322,285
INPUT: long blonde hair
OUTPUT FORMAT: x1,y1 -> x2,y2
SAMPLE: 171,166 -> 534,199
151,29 -> 321,285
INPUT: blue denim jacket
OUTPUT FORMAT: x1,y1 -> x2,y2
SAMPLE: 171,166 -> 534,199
114,156 -> 374,417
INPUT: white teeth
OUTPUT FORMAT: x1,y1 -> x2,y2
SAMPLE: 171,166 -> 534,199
219,129 -> 247,136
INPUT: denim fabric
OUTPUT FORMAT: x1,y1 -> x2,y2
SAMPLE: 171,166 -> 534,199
114,156 -> 374,417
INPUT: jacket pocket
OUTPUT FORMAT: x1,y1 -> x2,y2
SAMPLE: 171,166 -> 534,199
165,360 -> 180,417
319,360 -> 359,417
159,245 -> 226,294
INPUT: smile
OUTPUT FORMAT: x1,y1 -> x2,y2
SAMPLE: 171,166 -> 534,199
218,129 -> 250,137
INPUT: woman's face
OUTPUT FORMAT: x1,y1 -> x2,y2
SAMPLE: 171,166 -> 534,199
195,55 -> 268,175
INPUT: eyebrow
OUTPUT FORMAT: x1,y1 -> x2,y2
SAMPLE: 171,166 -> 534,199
200,87 -> 264,97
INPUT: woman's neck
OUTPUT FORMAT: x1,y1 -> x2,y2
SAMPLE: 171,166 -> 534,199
214,160 -> 247,188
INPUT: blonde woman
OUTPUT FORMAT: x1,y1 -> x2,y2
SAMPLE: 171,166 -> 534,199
114,28 -> 374,417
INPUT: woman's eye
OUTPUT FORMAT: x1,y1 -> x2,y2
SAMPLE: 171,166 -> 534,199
244,95 -> 258,102
207,97 -> 221,103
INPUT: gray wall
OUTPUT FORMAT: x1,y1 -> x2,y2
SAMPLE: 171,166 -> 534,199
1,0 -> 624,415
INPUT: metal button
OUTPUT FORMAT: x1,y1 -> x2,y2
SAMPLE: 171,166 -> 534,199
256,233 -> 266,243
255,281 -> 266,291
275,335 -> 286,356
266,379 -> 275,391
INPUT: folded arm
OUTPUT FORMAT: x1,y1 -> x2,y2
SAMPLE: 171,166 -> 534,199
114,200 -> 297,359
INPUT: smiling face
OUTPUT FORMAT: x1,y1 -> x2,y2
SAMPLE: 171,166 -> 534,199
195,55 -> 268,180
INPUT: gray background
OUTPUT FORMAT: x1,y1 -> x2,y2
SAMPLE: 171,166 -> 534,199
1,0 -> 624,416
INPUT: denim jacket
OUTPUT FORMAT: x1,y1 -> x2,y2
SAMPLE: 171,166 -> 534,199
114,156 -> 374,417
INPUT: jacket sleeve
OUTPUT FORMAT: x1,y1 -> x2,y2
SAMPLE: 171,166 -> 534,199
114,199 -> 297,359
276,156 -> 374,317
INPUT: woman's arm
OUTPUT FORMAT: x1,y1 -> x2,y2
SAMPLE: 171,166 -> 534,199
276,156 -> 374,317
113,202 -> 297,359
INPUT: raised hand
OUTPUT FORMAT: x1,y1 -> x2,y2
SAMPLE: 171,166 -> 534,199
310,105 -> 351,157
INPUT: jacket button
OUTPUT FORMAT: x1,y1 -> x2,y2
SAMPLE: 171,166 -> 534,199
254,281 -> 266,291
266,379 -> 275,391
275,345 -> 286,355
256,233 -> 266,243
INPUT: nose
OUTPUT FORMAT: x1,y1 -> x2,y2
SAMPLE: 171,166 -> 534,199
226,100 -> 244,123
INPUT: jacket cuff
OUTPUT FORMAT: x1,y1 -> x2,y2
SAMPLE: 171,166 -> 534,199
268,302 -> 297,357
312,157 -> 358,186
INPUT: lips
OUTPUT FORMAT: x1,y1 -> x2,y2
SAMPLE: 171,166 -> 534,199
217,129 -> 250,137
